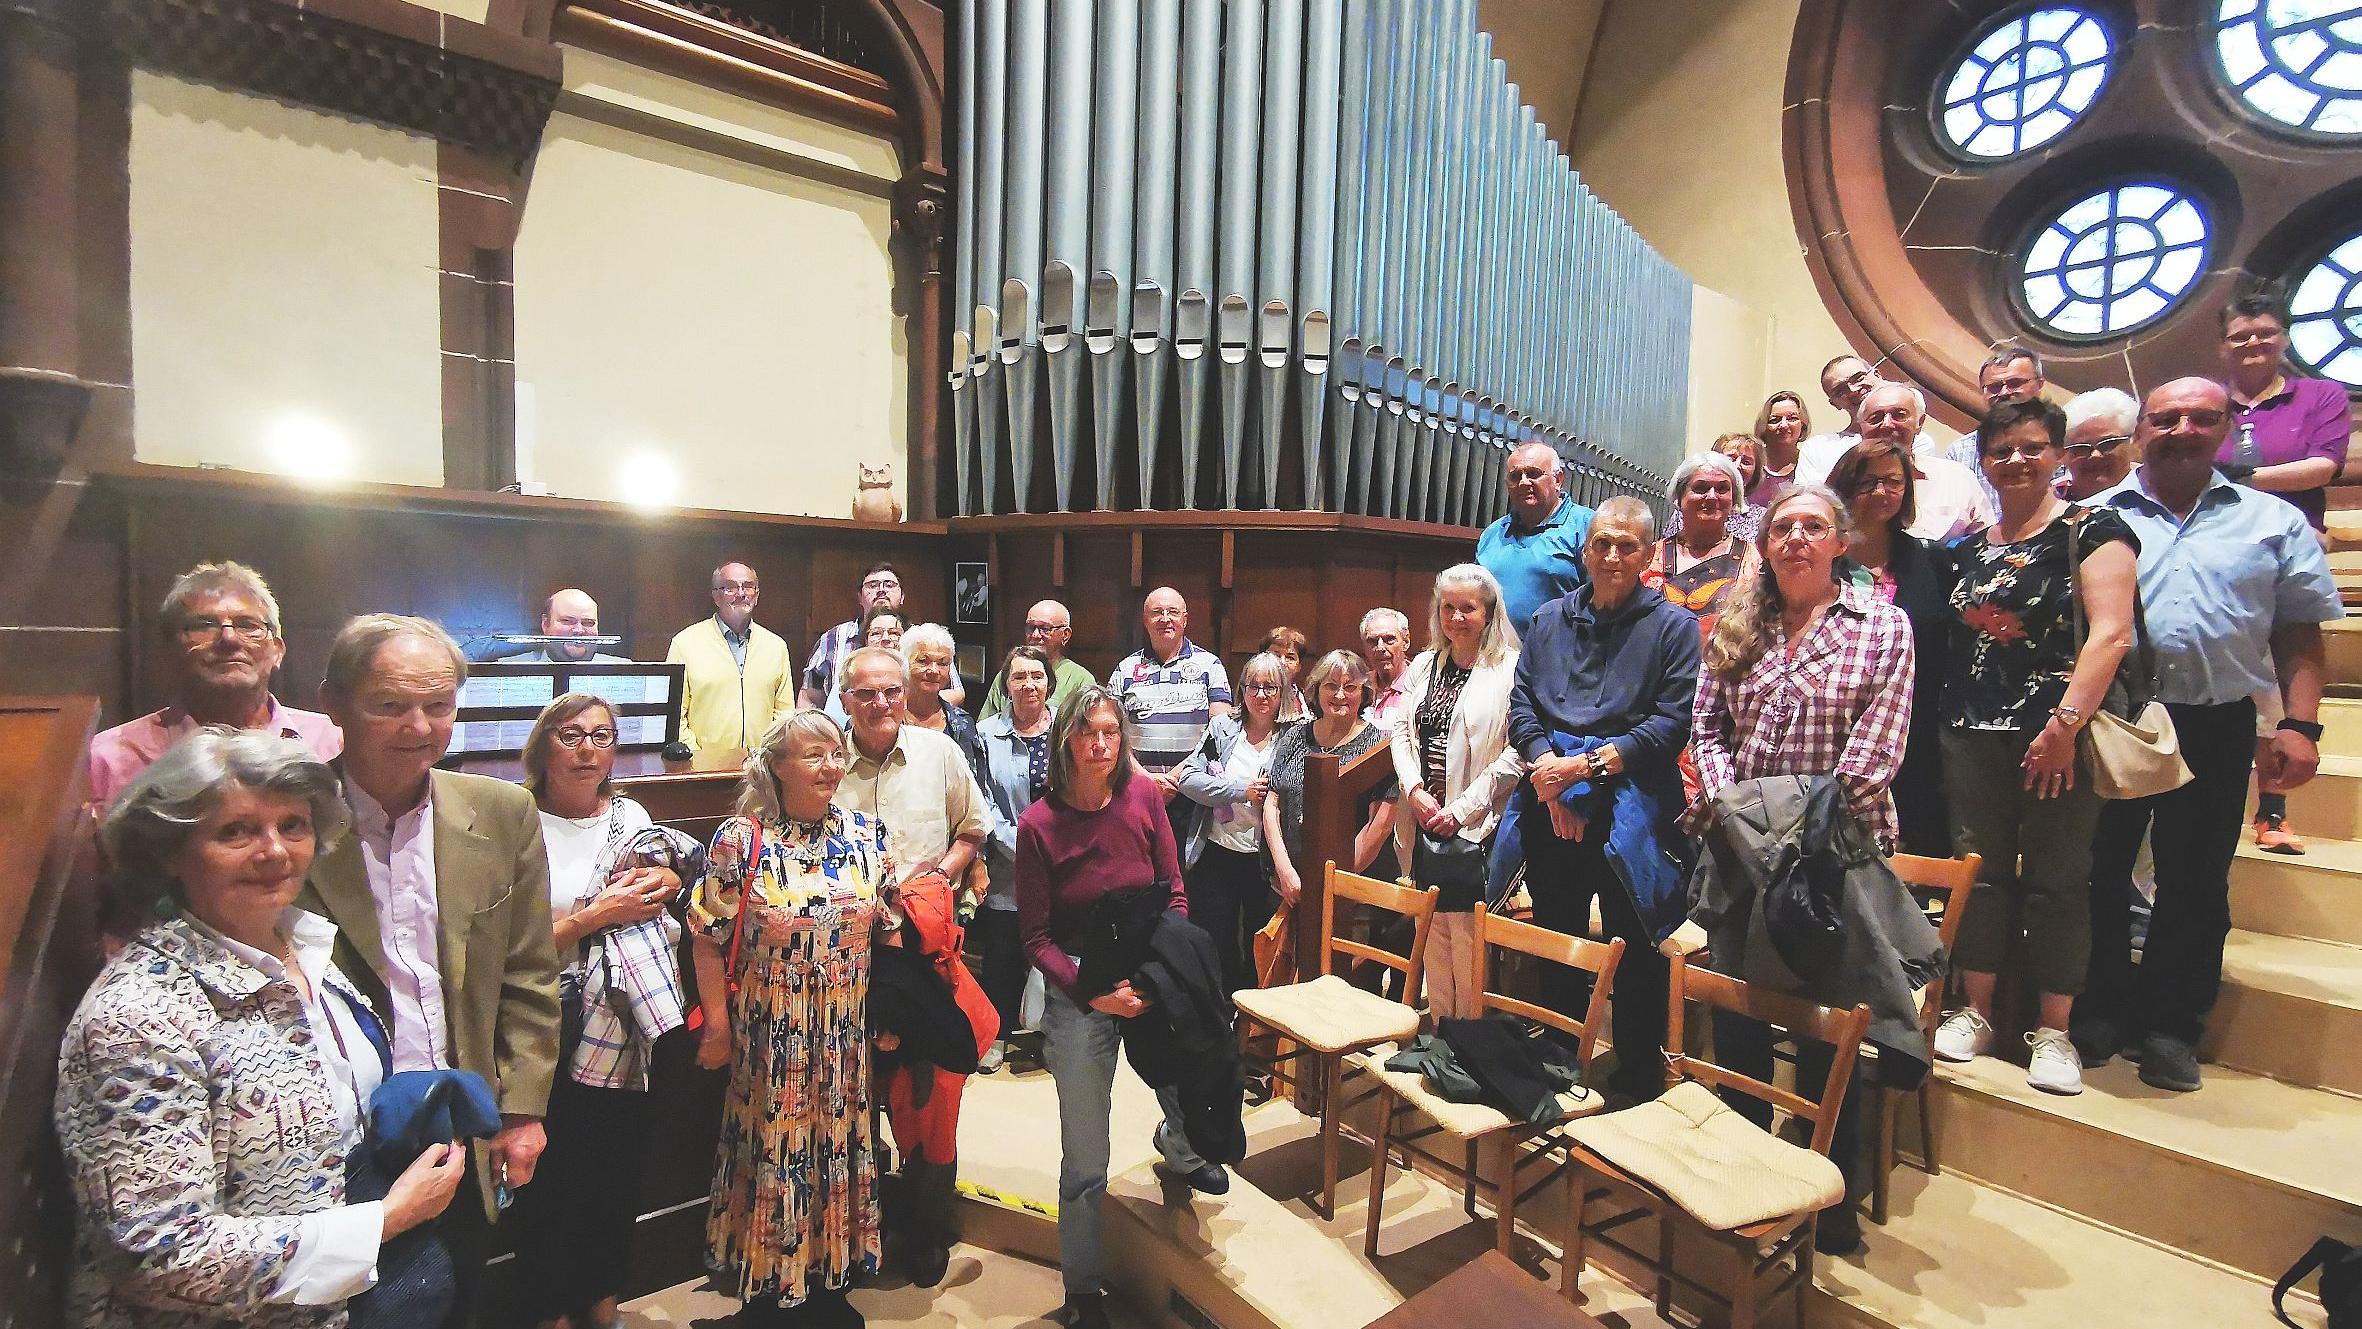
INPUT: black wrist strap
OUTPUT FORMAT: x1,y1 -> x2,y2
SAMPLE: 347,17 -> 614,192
2277,717 -> 2324,742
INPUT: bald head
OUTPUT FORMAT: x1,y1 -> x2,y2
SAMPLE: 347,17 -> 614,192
1023,598 -> 1074,661
1858,382 -> 1924,449
1142,586 -> 1189,661
541,588 -> 602,661
1504,442 -> 1565,526
2137,377 -> 2233,506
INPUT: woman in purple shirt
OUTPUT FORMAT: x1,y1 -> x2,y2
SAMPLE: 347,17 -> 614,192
2217,286 -> 2351,854
1014,686 -> 1221,1329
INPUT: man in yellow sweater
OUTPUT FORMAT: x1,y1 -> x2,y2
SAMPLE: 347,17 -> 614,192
664,560 -> 796,754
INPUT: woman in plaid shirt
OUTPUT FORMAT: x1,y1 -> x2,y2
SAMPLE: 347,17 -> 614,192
1687,484 -> 1918,851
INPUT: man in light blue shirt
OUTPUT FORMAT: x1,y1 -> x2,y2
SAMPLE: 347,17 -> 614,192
1476,441 -> 1592,635
2075,377 -> 2341,1092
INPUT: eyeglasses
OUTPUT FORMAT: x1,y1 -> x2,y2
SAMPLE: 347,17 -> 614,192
553,726 -> 618,749
2144,408 -> 2227,432
714,581 -> 759,595
1244,682 -> 1286,695
845,685 -> 905,705
2063,434 -> 2131,458
1981,441 -> 2054,462
179,616 -> 273,645
1024,620 -> 1068,634
1859,475 -> 1910,494
1769,517 -> 1836,541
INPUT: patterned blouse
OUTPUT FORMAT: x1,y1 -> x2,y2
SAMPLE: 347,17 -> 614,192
1647,536 -> 1750,622
1415,656 -> 1473,799
1945,504 -> 2138,731
1691,581 -> 1918,848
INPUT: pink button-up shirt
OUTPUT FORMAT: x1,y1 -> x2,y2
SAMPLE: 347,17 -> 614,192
346,779 -> 451,1073
86,697 -> 343,810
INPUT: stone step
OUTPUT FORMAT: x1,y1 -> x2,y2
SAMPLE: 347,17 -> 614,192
2271,755 -> 2362,841
2320,698 -> 2362,755
2325,617 -> 2362,682
2233,837 -> 2362,947
2208,929 -> 2362,1097
1924,1056 -> 2362,1282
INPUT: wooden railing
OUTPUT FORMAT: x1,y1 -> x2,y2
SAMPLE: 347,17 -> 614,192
0,696 -> 102,1329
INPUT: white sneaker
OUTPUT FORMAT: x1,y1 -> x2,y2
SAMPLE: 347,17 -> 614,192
1933,1008 -> 1992,1063
2026,1028 -> 2085,1095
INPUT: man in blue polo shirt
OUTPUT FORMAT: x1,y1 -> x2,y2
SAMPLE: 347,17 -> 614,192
1477,441 -> 1593,634
1109,586 -> 1234,799
2076,377 -> 2342,1093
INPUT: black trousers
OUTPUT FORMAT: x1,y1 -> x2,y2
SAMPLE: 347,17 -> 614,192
2081,699 -> 2255,1048
1711,1012 -> 1865,1207
973,906 -> 1029,1037
1187,843 -> 1278,998
507,1075 -> 656,1321
1520,823 -> 1669,1099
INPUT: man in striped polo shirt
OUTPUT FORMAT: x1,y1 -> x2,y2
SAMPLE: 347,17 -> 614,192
1109,586 -> 1234,806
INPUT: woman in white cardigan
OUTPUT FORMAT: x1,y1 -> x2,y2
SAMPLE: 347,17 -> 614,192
1390,563 -> 1526,1017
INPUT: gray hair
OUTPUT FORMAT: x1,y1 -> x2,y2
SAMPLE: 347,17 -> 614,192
1357,607 -> 1411,639
1668,451 -> 1747,505
2064,386 -> 2139,437
838,644 -> 908,690
736,708 -> 847,822
160,561 -> 283,637
1427,563 -> 1521,668
1303,648 -> 1374,711
1982,344 -> 2044,378
900,622 -> 957,665
1239,651 -> 1292,690
321,613 -> 469,702
1592,494 -> 1660,546
101,727 -> 349,908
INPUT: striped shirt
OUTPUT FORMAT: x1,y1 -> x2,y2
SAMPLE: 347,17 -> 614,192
1108,639 -> 1234,774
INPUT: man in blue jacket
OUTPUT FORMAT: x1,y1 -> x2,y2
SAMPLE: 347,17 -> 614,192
1506,496 -> 1699,1103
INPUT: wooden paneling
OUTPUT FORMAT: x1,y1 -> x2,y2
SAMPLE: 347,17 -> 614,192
0,696 -> 101,1329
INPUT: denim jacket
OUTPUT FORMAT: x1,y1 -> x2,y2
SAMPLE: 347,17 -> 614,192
975,709 -> 1052,910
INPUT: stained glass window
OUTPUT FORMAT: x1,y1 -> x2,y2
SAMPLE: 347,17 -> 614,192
2215,0 -> 2362,138
2289,233 -> 2362,385
1937,7 -> 2115,160
2018,184 -> 2212,338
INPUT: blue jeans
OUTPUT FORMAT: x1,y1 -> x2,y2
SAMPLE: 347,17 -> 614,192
1040,985 -> 1207,1298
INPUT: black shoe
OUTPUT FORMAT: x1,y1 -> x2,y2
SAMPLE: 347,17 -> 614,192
909,1240 -> 950,1289
1153,1159 -> 1231,1195
2136,1035 -> 2202,1092
794,1289 -> 863,1329
2069,1018 -> 2123,1069
1059,1292 -> 1112,1329
1815,1200 -> 1865,1256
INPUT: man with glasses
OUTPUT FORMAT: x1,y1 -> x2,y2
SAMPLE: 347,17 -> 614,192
664,561 -> 795,754
2060,387 -> 2141,501
1477,441 -> 1593,634
798,561 -> 966,711
1945,345 -> 2050,513
1798,354 -> 1944,486
1855,381 -> 1993,541
979,598 -> 1095,718
88,560 -> 342,809
2077,378 -> 2343,1092
832,644 -> 989,1285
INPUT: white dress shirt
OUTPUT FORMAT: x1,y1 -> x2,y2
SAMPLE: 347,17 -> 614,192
347,779 -> 451,1072
204,908 -> 387,1304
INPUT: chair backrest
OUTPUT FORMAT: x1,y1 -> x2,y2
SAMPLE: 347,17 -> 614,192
1888,852 -> 1981,1037
1664,954 -> 1872,1157
1474,905 -> 1626,1069
1319,863 -> 1440,1000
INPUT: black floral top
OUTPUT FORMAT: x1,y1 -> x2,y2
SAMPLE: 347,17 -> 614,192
1943,503 -> 2139,732
1415,656 -> 1472,799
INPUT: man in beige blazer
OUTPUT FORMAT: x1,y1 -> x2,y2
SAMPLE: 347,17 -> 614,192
296,613 -> 560,1311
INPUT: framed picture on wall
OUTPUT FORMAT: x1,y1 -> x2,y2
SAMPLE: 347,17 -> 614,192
955,562 -> 989,625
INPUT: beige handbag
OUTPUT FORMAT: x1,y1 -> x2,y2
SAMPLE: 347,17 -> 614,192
2070,515 -> 2193,800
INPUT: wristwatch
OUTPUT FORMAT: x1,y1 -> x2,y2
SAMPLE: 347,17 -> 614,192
2049,705 -> 2086,730
2279,717 -> 2325,743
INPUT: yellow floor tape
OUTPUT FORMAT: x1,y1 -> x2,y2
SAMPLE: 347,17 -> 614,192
958,1178 -> 1059,1220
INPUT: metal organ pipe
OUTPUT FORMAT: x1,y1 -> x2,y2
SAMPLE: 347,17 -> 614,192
1087,0 -> 1138,509
1131,0 -> 1180,506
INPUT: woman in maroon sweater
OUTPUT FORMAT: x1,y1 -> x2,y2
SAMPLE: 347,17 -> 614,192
1015,686 -> 1224,1329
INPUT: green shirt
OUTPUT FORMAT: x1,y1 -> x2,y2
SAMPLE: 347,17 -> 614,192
979,655 -> 1097,720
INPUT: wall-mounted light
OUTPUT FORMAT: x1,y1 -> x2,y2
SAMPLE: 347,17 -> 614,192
618,451 -> 679,509
266,414 -> 351,484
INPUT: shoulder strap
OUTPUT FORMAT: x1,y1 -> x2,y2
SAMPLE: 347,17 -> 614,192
2066,507 -> 2161,712
726,817 -> 764,984
2272,1236 -> 2352,1329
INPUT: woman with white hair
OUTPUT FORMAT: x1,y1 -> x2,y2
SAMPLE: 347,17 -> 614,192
56,729 -> 466,1329
1651,448 -> 1758,627
2059,387 -> 2141,502
902,622 -> 986,773
1390,564 -> 1524,1016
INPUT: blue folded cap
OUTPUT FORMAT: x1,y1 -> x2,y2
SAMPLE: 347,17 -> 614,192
368,1068 -> 502,1168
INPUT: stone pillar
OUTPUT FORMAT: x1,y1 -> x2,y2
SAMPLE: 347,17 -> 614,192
0,0 -> 93,471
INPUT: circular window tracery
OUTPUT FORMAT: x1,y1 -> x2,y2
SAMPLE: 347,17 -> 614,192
2018,183 -> 2212,338
2214,0 -> 2362,138
1937,6 -> 2117,160
2290,232 -> 2362,384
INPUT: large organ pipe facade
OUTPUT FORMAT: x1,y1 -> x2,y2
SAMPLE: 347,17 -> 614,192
955,0 -> 1685,526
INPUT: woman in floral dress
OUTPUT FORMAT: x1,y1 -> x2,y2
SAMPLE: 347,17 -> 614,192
688,709 -> 893,1328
